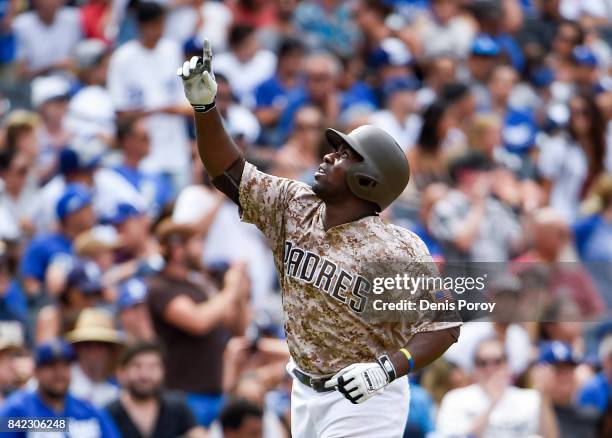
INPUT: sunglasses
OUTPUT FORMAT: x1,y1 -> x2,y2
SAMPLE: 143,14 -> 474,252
475,356 -> 506,368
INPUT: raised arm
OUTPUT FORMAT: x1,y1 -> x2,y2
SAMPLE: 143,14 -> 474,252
178,39 -> 243,178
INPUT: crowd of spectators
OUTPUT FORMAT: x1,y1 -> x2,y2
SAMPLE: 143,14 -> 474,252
1,0 -> 612,437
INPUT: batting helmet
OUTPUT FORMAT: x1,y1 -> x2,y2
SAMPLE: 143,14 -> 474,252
325,125 -> 410,211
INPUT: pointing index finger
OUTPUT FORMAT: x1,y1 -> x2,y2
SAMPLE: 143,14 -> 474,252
202,38 -> 212,73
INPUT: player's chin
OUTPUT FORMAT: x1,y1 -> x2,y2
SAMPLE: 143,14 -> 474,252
312,178 -> 325,195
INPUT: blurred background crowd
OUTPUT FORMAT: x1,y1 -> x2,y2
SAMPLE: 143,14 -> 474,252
1,0 -> 612,437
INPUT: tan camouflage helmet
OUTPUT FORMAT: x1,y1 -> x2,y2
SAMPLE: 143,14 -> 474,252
325,125 -> 410,211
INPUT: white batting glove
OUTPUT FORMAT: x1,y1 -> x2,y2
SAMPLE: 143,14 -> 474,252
177,38 -> 217,112
324,360 -> 393,404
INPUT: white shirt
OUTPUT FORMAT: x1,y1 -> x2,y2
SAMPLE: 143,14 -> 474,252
69,364 -> 119,408
214,50 -> 277,106
161,0 -> 232,51
560,0 -> 607,19
13,8 -> 82,71
538,134 -> 588,223
0,175 -> 39,240
420,15 -> 475,60
443,321 -> 531,375
107,39 -> 190,174
437,384 -> 541,438
224,104 -> 261,145
368,110 -> 422,152
66,86 -> 116,140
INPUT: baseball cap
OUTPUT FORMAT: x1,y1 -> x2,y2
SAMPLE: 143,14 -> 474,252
34,339 -> 75,367
530,67 -> 554,88
471,34 -> 501,57
117,278 -> 148,310
73,39 -> 109,71
183,36 -> 203,57
370,37 -> 413,69
502,111 -> 537,153
382,76 -> 420,99
65,260 -> 103,294
572,46 -> 598,68
59,146 -> 102,175
539,341 -> 580,366
31,75 -> 71,108
56,184 -> 93,221
100,203 -> 143,226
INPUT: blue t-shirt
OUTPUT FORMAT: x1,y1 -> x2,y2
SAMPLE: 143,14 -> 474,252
406,382 -> 435,435
255,75 -> 289,109
574,214 -> 612,262
276,88 -> 310,145
577,372 -> 610,415
0,0 -> 15,64
20,233 -> 73,282
0,390 -> 120,438
254,75 -> 300,146
411,223 -> 443,260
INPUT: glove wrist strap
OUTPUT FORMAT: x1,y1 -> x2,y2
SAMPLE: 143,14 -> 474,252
377,355 -> 396,382
193,101 -> 216,113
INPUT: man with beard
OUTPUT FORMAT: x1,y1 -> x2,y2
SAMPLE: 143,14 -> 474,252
106,341 -> 207,437
0,338 -> 119,437
146,219 -> 250,427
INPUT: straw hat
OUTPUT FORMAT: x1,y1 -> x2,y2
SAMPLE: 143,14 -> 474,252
0,321 -> 25,353
155,218 -> 197,246
65,308 -> 125,345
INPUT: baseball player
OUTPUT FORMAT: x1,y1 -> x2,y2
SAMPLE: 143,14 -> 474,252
178,41 -> 462,437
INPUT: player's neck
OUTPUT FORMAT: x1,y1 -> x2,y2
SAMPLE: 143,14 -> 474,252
322,202 -> 376,231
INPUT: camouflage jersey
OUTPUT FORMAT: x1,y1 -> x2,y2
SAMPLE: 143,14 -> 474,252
239,162 -> 461,375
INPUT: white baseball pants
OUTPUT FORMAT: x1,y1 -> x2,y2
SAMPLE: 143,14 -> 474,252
288,361 -> 410,438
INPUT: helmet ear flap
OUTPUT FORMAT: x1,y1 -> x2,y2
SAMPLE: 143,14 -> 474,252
346,162 -> 381,205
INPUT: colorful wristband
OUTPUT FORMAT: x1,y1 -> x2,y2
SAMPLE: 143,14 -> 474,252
400,348 -> 415,373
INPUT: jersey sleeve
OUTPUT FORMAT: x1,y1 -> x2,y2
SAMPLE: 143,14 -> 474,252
238,161 -> 303,245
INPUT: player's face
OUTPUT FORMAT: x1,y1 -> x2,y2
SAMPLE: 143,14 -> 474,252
312,142 -> 360,202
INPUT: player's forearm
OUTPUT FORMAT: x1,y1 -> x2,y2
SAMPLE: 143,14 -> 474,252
389,326 -> 460,378
194,107 -> 243,177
